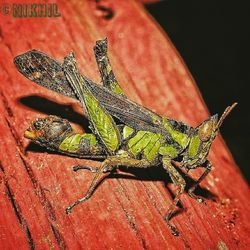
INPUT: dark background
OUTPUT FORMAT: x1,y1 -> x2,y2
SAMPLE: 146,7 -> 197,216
146,1 -> 249,182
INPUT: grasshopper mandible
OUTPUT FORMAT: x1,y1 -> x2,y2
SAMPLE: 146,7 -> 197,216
14,39 -> 237,236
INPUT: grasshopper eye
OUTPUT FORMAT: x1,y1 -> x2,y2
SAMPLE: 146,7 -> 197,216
198,115 -> 218,142
198,120 -> 214,142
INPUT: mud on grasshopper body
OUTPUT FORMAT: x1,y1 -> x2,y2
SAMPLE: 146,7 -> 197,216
14,39 -> 237,236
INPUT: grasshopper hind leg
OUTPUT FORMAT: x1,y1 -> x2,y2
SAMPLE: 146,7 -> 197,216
66,156 -> 150,214
66,160 -> 116,214
94,38 -> 124,95
73,165 -> 99,173
72,164 -> 116,173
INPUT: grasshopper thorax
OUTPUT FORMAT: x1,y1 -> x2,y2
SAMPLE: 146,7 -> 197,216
24,115 -> 73,149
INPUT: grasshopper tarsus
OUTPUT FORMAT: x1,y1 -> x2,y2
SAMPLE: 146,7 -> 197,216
188,191 -> 206,204
65,207 -> 72,214
73,165 -> 99,173
167,222 -> 180,237
66,195 -> 91,214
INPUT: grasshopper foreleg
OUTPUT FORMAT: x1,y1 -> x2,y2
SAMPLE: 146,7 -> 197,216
188,160 -> 212,203
162,157 -> 186,236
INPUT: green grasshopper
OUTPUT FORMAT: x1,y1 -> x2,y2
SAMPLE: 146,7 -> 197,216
14,39 -> 236,236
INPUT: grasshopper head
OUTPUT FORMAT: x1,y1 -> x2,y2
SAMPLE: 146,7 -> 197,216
183,103 -> 237,171
24,115 -> 73,148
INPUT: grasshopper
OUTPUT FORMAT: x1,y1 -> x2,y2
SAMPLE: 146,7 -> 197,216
14,39 -> 237,236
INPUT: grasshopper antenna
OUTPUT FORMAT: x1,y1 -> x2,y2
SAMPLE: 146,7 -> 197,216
217,102 -> 238,128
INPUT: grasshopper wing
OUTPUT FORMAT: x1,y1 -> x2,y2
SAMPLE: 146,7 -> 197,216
14,50 -> 77,99
63,52 -> 121,154
14,50 -> 169,138
83,79 -> 169,136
